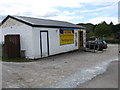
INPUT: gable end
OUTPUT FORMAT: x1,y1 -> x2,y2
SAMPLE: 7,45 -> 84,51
1,15 -> 33,27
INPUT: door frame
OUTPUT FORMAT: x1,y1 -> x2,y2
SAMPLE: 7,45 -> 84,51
40,31 -> 49,57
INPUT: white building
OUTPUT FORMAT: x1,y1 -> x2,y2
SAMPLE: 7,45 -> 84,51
0,28 -> 1,41
1,15 -> 86,59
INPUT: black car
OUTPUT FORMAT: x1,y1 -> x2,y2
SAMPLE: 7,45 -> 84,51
86,40 -> 107,51
101,40 -> 108,49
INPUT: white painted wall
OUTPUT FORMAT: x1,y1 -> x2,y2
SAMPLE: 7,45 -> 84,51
1,18 -> 34,59
32,27 -> 80,58
0,26 -> 2,44
82,29 -> 86,48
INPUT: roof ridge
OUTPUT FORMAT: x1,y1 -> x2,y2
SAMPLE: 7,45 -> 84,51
2,15 -> 85,29
13,15 -> 75,25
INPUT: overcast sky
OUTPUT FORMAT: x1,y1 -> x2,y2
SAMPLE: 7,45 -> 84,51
0,0 -> 119,25
118,1 -> 120,23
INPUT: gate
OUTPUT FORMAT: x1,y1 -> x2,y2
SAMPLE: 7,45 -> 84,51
5,35 -> 20,58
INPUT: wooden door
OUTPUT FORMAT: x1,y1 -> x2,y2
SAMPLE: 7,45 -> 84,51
5,35 -> 20,58
78,31 -> 83,48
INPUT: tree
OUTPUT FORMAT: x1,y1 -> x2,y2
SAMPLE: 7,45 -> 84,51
110,21 -> 114,26
94,21 -> 112,38
109,21 -> 115,33
77,23 -> 94,33
114,24 -> 120,33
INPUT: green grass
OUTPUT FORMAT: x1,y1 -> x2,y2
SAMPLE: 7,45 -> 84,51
2,58 -> 33,62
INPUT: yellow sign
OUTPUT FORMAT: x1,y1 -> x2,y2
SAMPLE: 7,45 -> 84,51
60,30 -> 74,45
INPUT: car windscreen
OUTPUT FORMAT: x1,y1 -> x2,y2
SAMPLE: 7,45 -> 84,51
96,41 -> 103,44
102,41 -> 107,44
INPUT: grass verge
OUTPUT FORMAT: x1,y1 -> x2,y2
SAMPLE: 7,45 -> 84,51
2,58 -> 33,62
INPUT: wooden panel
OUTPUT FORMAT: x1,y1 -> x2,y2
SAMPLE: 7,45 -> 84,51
80,31 -> 83,47
5,35 -> 20,58
78,31 -> 83,48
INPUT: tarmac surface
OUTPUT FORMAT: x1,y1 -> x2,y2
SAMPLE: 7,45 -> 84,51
2,44 -> 119,88
77,61 -> 119,88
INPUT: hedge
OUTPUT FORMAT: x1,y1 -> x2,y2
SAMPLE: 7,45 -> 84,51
105,39 -> 120,44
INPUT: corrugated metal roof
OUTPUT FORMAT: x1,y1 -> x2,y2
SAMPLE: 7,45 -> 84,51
2,15 -> 85,29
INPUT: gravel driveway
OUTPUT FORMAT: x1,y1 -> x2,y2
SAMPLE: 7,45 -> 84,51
2,44 -> 118,88
77,61 -> 119,88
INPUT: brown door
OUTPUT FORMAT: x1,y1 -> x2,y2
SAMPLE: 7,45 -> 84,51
5,35 -> 20,58
78,31 -> 83,48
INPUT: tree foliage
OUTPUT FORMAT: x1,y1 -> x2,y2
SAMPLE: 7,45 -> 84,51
94,21 -> 112,37
114,24 -> 120,33
77,21 -> 120,38
77,23 -> 94,33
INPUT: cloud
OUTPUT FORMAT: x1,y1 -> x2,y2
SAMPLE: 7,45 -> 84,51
42,15 -> 84,23
80,6 -> 112,13
42,12 -> 58,18
90,13 -> 99,16
118,1 -> 120,24
0,0 -> 119,24
78,0 -> 119,4
42,10 -> 76,18
79,1 -> 118,13
63,11 -> 75,15
1,0 -> 118,16
87,17 -> 118,24
118,1 -> 120,17
0,0 -> 83,19
118,17 -> 120,24
0,15 -> 6,23
40,11 -> 84,23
